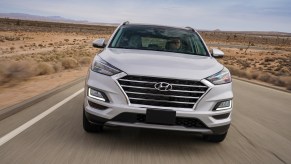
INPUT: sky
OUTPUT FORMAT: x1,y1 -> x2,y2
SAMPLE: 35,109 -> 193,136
0,0 -> 291,32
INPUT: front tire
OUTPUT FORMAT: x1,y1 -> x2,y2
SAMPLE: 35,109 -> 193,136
203,132 -> 227,143
83,110 -> 103,133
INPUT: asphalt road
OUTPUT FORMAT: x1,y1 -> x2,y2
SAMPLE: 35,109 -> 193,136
0,79 -> 290,164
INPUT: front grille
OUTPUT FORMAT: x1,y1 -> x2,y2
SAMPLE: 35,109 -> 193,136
112,113 -> 208,129
117,75 -> 208,109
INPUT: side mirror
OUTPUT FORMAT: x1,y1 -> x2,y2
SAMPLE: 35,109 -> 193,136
211,48 -> 224,58
92,38 -> 106,48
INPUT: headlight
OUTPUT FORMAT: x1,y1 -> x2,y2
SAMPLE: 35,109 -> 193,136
206,67 -> 231,85
91,56 -> 122,76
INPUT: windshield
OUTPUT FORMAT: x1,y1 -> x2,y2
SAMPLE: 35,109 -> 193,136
109,25 -> 209,56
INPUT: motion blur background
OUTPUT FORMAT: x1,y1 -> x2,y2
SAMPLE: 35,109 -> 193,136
0,0 -> 290,163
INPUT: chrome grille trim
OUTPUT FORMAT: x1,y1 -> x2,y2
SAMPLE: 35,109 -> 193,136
119,79 -> 207,88
124,91 -> 200,99
120,85 -> 206,93
129,98 -> 196,104
117,75 -> 209,109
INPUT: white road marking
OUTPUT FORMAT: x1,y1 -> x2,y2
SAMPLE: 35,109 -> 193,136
0,88 -> 84,147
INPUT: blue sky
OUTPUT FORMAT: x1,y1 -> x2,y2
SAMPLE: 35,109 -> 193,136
1,0 -> 291,32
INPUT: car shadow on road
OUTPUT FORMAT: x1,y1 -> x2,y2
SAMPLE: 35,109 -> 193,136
79,126 -> 220,156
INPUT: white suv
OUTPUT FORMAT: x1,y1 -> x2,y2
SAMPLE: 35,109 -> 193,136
83,22 -> 233,142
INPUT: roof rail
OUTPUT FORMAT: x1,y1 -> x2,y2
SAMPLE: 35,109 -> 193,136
122,21 -> 130,25
185,26 -> 196,32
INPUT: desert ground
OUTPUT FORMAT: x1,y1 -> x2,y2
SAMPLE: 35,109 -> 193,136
0,18 -> 115,108
0,18 -> 290,109
201,31 -> 291,83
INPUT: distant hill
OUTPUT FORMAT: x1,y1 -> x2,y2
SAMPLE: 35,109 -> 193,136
0,12 -> 290,36
0,13 -> 118,26
200,29 -> 291,37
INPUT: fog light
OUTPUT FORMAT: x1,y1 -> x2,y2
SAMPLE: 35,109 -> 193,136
88,88 -> 108,102
214,100 -> 232,111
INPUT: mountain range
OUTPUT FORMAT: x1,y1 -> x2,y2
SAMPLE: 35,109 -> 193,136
0,13 -> 118,26
0,12 -> 290,35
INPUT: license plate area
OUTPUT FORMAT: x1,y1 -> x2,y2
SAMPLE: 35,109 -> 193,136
146,109 -> 176,125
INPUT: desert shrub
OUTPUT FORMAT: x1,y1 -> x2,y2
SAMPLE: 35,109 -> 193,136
280,67 -> 289,75
0,61 -> 34,84
268,76 -> 285,87
227,66 -> 247,78
10,46 -> 15,51
35,62 -> 54,75
285,78 -> 291,90
79,57 -> 91,66
0,36 -> 5,42
246,70 -> 259,79
274,47 -> 283,50
52,62 -> 62,72
274,66 -> 282,72
61,57 -> 78,69
264,57 -> 275,62
0,63 -> 6,84
257,73 -> 271,82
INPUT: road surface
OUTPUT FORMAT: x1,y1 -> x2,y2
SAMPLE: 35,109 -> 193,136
0,79 -> 290,164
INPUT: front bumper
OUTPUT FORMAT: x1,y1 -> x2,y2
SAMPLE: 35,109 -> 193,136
85,110 -> 230,134
84,70 -> 233,134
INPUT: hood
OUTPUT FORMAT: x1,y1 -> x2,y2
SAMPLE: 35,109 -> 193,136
99,48 -> 223,80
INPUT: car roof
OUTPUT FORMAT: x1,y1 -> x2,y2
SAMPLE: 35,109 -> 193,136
122,23 -> 196,32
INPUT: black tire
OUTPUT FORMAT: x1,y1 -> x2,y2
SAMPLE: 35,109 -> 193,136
83,110 -> 103,133
203,132 -> 227,143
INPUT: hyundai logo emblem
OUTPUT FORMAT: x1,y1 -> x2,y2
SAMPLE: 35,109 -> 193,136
154,82 -> 172,91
